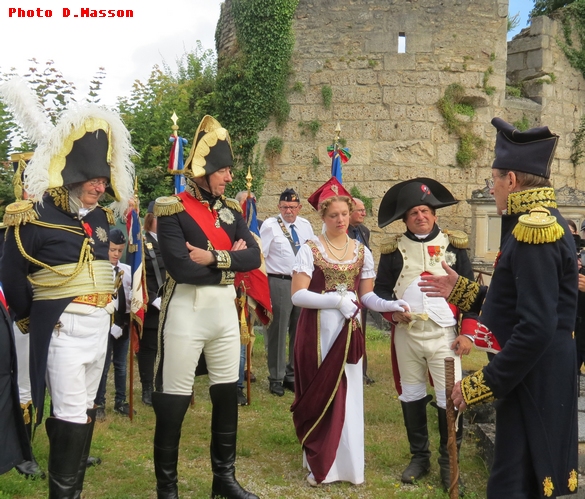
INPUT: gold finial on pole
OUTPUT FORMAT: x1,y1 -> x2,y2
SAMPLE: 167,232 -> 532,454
171,111 -> 179,138
246,165 -> 253,197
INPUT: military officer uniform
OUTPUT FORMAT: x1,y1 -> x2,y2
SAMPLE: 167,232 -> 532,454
0,89 -> 135,498
374,178 -> 477,493
152,115 -> 260,499
442,119 -> 579,498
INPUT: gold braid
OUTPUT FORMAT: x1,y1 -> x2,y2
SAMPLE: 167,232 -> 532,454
14,224 -> 95,288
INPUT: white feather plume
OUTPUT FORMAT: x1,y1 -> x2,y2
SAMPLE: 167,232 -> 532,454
0,77 -> 53,145
25,105 -> 136,220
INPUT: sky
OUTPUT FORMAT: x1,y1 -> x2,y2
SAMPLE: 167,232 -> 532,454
1,0 -> 533,108
0,0 -> 223,107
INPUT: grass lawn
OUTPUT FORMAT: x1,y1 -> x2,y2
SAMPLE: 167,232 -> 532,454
0,326 -> 490,498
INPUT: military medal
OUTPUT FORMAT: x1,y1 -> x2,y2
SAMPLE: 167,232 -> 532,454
427,245 -> 442,266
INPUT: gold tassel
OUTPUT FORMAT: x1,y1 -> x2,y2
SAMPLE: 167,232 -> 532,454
238,294 -> 250,345
512,221 -> 564,244
102,207 -> 115,225
20,401 -> 32,424
3,200 -> 38,227
444,229 -> 469,249
380,235 -> 399,254
16,317 -> 30,334
154,196 -> 184,217
224,198 -> 243,213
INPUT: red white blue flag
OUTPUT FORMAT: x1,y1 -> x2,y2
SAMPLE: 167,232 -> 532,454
168,135 -> 188,194
126,208 -> 147,344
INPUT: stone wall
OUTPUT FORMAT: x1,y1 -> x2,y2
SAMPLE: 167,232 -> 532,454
217,0 -> 585,261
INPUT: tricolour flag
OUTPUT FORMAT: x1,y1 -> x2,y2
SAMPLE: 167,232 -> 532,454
126,209 -> 147,349
234,195 -> 272,327
327,144 -> 351,184
168,135 -> 188,194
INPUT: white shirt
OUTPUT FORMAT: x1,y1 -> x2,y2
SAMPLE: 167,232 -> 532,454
260,215 -> 314,275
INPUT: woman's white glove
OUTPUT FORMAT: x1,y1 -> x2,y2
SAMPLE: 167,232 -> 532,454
360,291 -> 410,313
292,288 -> 358,319
110,324 -> 124,339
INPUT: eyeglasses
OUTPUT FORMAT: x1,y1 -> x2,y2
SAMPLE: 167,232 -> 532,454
355,209 -> 367,213
88,179 -> 110,188
279,204 -> 299,211
485,178 -> 495,190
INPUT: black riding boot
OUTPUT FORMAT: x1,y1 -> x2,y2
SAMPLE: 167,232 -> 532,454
437,406 -> 465,497
153,392 -> 192,499
46,417 -> 91,499
400,395 -> 433,483
142,383 -> 153,406
72,407 -> 99,499
209,383 -> 258,499
14,403 -> 46,479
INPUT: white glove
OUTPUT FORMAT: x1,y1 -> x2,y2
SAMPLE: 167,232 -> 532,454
360,292 -> 410,313
337,294 -> 359,319
292,288 -> 359,319
151,297 -> 161,310
110,324 -> 123,339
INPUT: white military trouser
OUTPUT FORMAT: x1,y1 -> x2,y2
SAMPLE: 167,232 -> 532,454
161,284 -> 240,395
45,307 -> 110,423
14,323 -> 32,405
393,319 -> 462,409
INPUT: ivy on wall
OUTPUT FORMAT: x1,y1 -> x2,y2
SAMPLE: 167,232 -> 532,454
436,83 -> 484,168
215,0 -> 298,197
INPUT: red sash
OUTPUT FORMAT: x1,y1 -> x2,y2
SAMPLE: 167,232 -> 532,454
178,192 -> 232,250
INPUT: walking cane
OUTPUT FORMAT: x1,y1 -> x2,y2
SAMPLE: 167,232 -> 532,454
445,357 -> 459,499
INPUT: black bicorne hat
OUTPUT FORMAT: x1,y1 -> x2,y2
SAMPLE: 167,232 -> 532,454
183,115 -> 233,178
61,130 -> 113,195
491,117 -> 558,179
378,178 -> 458,228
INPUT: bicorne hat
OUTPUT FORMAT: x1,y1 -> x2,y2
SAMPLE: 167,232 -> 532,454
307,177 -> 353,211
378,178 -> 458,228
491,117 -> 558,179
183,115 -> 233,178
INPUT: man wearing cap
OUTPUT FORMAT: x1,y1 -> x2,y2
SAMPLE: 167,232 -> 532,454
260,188 -> 314,396
374,178 -> 477,492
348,198 -> 375,385
420,118 -> 579,498
94,229 -> 133,420
153,115 -> 260,499
0,100 -> 135,497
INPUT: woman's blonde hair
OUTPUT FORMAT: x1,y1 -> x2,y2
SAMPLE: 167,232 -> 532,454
319,195 -> 353,217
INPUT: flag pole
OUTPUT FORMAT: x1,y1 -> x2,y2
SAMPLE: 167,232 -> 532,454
128,178 -> 138,422
245,165 -> 253,404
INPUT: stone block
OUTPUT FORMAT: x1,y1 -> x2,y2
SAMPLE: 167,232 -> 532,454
354,86 -> 383,104
377,71 -> 402,87
356,70 -> 378,85
508,36 -> 544,55
526,50 -> 544,71
309,71 -> 332,85
416,87 -> 442,106
506,52 -> 526,74
406,105 -> 429,121
377,121 -> 397,141
437,143 -> 457,166
329,71 -> 358,86
384,53 -> 416,71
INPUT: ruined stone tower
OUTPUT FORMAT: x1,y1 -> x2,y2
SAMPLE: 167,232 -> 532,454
217,0 -> 585,264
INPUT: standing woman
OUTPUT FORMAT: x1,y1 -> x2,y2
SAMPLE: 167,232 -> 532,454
290,178 -> 409,486
139,201 -> 166,405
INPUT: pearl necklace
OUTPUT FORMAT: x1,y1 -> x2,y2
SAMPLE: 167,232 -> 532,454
323,233 -> 350,261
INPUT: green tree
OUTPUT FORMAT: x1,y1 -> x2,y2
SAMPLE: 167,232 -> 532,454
531,0 -> 574,17
117,44 -> 217,205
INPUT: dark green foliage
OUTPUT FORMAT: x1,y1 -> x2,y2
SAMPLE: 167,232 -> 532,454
513,115 -> 531,132
349,185 -> 372,215
117,45 -> 217,206
321,85 -> 332,109
216,0 -> 298,175
436,83 -> 485,168
264,136 -> 284,161
531,0 -> 574,17
571,114 -> 585,165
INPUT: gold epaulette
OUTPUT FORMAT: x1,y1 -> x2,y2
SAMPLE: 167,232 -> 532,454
101,206 -> 115,225
3,200 -> 38,227
444,229 -> 469,249
512,207 -> 564,244
224,198 -> 243,213
380,235 -> 400,254
154,196 -> 184,217
461,368 -> 495,407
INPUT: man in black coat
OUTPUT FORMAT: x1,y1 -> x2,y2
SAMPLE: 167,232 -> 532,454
152,116 -> 260,499
420,118 -> 579,498
0,104 -> 135,498
0,286 -> 33,476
